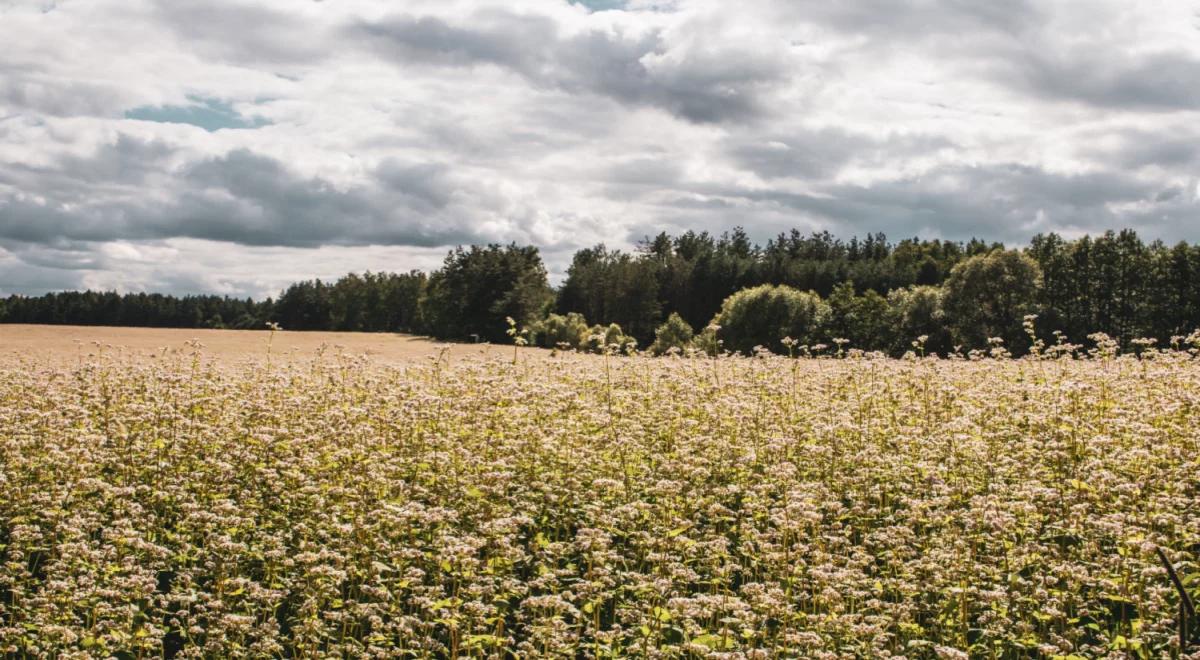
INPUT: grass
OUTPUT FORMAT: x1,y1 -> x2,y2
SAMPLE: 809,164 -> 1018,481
0,337 -> 1198,657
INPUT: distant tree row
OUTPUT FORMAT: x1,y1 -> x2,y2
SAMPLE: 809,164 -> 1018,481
3,229 -> 1199,355
0,244 -> 551,344
557,229 -> 997,344
273,271 -> 427,333
0,290 -> 273,330
557,228 -> 1200,354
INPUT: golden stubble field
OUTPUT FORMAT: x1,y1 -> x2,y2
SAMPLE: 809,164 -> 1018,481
0,324 -> 534,368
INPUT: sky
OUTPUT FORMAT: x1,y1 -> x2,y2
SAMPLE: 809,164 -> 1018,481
2,0 -> 1200,297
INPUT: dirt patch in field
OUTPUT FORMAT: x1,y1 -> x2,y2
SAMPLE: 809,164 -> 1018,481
0,324 -> 534,367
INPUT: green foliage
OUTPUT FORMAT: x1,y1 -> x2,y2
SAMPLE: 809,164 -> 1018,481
650,312 -> 695,355
599,322 -> 637,354
887,285 -> 952,355
711,284 -> 830,354
692,324 -> 722,356
827,281 -> 891,351
556,245 -> 663,343
530,315 -> 636,354
554,230 -> 979,352
0,290 -> 275,330
531,312 -> 591,350
1029,229 -> 1200,347
942,249 -> 1043,352
275,271 -> 427,332
421,244 -> 553,343
8,227 -> 1200,357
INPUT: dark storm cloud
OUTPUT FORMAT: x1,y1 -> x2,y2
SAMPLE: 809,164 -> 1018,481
0,135 -> 170,192
54,135 -> 177,185
0,258 -> 87,295
0,136 -> 487,249
0,75 -> 130,117
625,162 -> 1190,245
173,150 -> 480,247
1081,126 -> 1200,170
0,241 -> 105,271
1002,49 -> 1200,111
740,164 -> 1178,241
351,11 -> 789,123
602,156 -> 686,187
780,0 -> 1200,112
778,0 -> 1044,38
353,13 -> 551,70
725,129 -> 953,180
151,0 -> 326,66
726,130 -> 869,180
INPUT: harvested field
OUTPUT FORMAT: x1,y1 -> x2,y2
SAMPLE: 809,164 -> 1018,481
0,325 -> 526,367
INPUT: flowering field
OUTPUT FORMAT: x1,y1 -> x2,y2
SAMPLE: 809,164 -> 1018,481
2,346 -> 1199,658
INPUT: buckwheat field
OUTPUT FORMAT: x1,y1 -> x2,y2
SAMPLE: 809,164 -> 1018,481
2,338 -> 1199,659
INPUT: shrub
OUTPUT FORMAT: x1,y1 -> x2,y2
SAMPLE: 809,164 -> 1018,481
711,284 -> 830,354
532,312 -> 591,350
692,324 -> 722,356
601,322 -> 636,354
567,323 -> 634,354
650,313 -> 694,355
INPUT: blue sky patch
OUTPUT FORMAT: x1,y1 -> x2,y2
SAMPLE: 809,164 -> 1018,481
124,96 -> 270,132
569,0 -> 628,11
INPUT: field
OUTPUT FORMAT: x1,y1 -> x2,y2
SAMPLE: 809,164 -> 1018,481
1,327 -> 1199,658
0,325 -> 525,368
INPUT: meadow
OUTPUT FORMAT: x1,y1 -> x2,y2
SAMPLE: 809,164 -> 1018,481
1,327 -> 1199,658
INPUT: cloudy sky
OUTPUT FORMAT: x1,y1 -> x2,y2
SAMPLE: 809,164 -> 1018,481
2,0 -> 1200,297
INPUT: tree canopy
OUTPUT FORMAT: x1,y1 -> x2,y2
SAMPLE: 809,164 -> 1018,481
5,228 -> 1200,356
421,244 -> 553,343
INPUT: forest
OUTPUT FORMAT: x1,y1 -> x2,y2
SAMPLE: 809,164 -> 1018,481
3,228 -> 1199,355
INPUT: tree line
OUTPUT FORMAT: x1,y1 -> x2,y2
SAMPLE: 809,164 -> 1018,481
3,228 -> 1199,355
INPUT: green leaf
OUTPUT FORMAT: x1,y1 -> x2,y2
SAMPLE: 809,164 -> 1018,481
464,634 -> 501,648
692,633 -> 731,650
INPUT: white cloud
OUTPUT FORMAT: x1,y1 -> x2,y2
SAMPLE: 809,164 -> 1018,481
1,0 -> 1198,295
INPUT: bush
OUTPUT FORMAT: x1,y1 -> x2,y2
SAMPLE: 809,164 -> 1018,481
650,313 -> 695,355
532,312 -> 591,349
711,284 -> 830,354
692,324 -> 722,356
600,323 -> 637,354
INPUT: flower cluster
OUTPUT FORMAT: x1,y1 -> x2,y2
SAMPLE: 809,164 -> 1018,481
1,347 -> 1198,657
